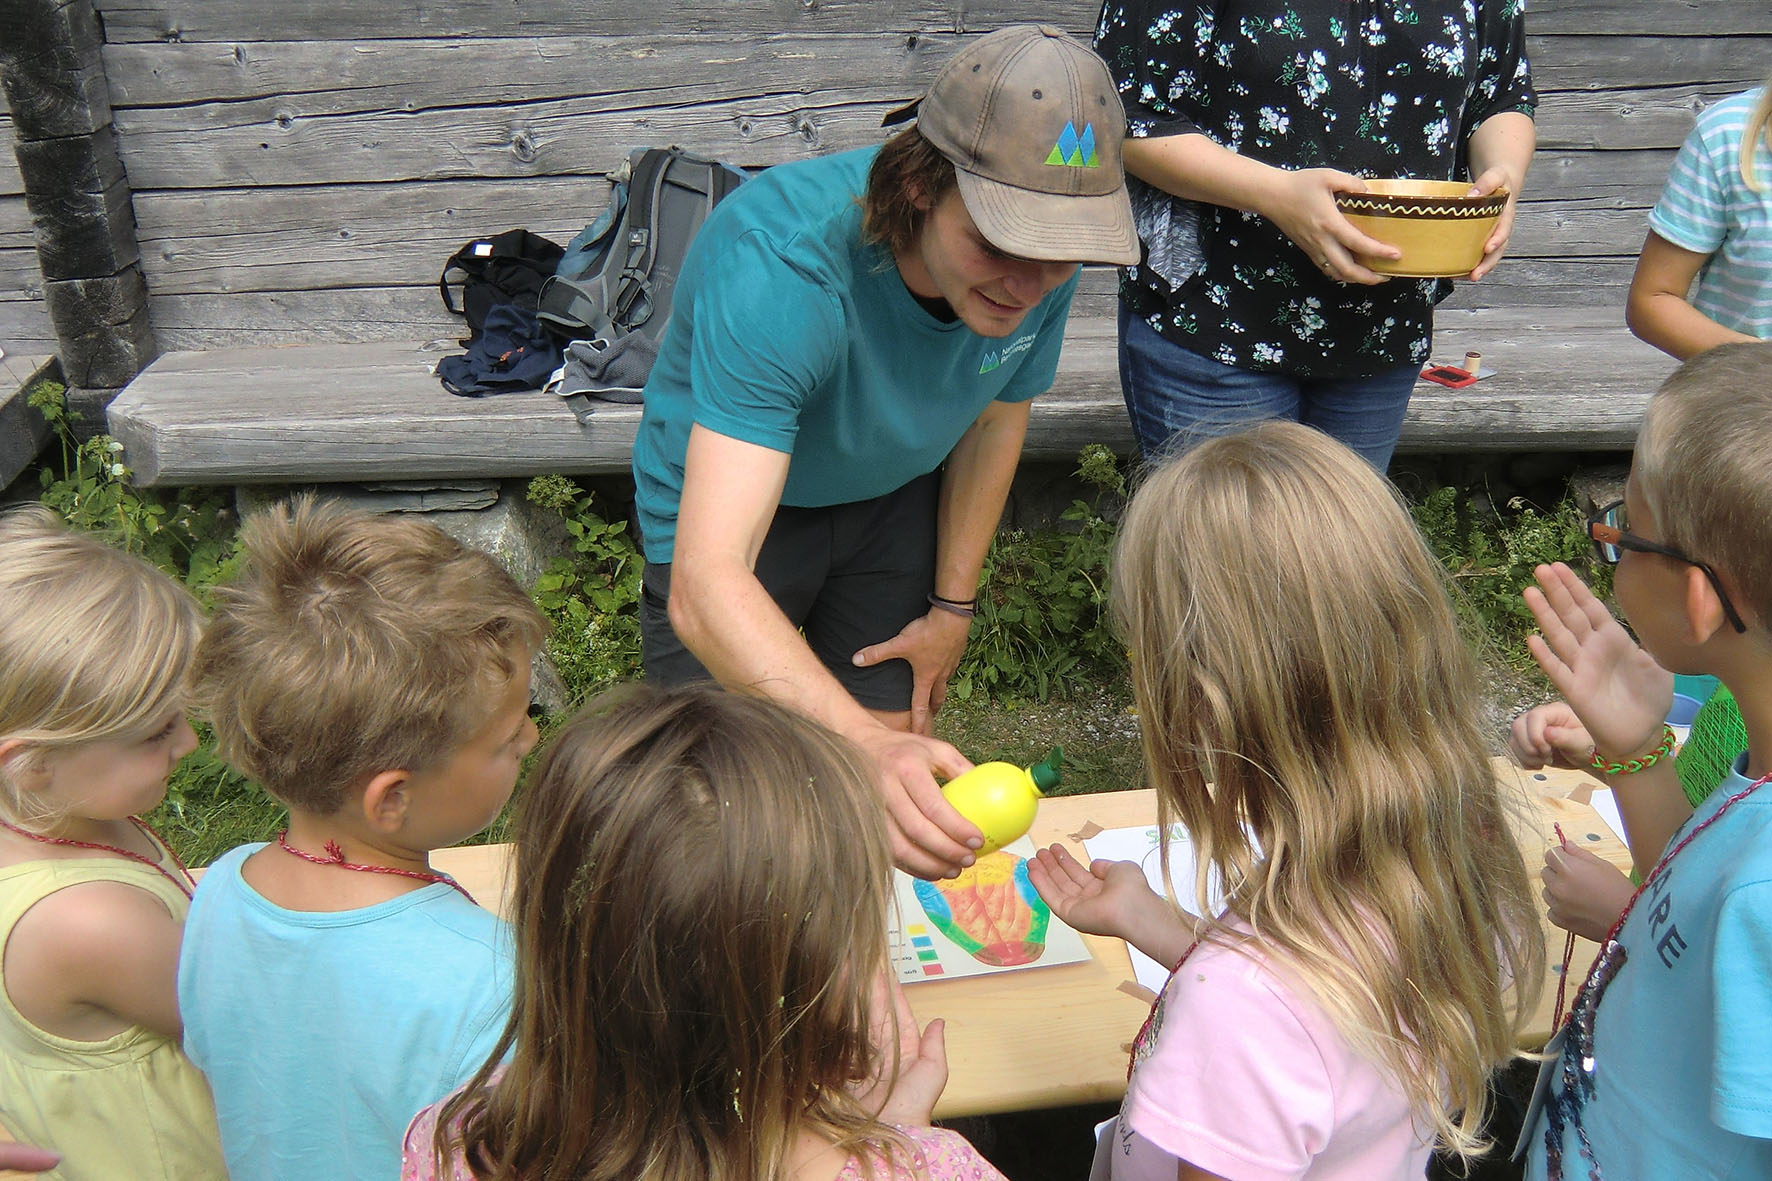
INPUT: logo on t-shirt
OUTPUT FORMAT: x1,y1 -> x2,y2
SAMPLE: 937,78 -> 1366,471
979,332 -> 1039,375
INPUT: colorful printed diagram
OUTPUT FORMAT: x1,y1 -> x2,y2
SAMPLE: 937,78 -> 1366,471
890,838 -> 1091,983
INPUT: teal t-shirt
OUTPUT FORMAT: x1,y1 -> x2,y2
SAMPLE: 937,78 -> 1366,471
178,844 -> 514,1181
632,146 -> 1079,563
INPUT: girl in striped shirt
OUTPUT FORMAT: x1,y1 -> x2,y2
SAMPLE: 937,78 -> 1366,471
1627,77 -> 1772,358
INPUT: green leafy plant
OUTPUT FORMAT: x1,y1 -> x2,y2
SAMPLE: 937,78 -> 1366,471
1409,484 -> 1610,669
525,475 -> 644,704
27,378 -> 240,600
954,444 -> 1128,704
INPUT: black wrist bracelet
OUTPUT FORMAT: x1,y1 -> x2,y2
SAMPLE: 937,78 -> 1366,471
927,592 -> 977,618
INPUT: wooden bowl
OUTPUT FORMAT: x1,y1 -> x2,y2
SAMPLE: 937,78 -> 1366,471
1334,179 -> 1508,278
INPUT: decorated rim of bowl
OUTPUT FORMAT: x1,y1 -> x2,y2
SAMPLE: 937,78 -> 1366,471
1334,190 -> 1509,219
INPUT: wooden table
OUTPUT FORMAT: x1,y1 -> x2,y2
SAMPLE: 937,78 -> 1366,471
430,758 -> 1629,1117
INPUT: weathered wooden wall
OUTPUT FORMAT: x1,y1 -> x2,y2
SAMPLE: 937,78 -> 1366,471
73,0 -> 1770,353
1,94 -> 54,358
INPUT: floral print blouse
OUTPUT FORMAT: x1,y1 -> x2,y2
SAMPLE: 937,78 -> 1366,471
1096,0 -> 1536,377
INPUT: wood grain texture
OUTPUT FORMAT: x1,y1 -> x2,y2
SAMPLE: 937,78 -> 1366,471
0,115 -> 23,197
136,253 -> 1641,351
109,307 -> 1664,488
85,0 -> 1772,44
91,0 -> 1071,45
102,60 -> 1734,190
0,297 -> 56,355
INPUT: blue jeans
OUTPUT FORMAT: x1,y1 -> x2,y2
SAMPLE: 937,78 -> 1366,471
1118,306 -> 1419,469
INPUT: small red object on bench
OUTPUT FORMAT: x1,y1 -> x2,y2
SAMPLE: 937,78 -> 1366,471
1420,364 -> 1478,389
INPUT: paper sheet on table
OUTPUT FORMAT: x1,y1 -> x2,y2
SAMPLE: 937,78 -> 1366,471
1082,825 -> 1227,995
889,837 -> 1092,984
1586,789 -> 1628,846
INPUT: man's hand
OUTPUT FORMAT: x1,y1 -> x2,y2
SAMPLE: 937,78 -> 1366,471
1509,700 -> 1595,771
852,608 -> 972,736
1523,563 -> 1672,763
1543,840 -> 1634,942
852,970 -> 948,1127
850,725 -> 981,879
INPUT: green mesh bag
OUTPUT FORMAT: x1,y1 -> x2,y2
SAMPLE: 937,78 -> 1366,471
1675,685 -> 1748,808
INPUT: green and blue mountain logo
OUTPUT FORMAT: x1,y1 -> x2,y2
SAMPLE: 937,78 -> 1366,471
1045,122 -> 1099,167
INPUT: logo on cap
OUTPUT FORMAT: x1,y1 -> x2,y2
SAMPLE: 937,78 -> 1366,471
1044,122 -> 1099,168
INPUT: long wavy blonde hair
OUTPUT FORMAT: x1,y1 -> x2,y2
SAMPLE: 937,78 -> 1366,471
435,685 -> 907,1180
1112,422 -> 1544,1156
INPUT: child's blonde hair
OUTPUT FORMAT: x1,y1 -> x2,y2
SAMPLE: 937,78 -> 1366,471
437,685 -> 903,1181
1112,422 -> 1544,1157
1635,340 -> 1772,632
0,506 -> 201,819
1740,75 -> 1772,192
192,496 -> 547,815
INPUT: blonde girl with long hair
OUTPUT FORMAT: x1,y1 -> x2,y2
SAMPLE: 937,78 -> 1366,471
401,684 -> 1007,1181
1626,70 -> 1772,358
0,507 -> 224,1178
1030,422 -> 1544,1180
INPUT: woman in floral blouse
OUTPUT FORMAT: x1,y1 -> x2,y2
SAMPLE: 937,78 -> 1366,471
1096,0 -> 1536,467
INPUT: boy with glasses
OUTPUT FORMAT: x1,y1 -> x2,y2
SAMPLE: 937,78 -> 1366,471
1517,341 -> 1772,1180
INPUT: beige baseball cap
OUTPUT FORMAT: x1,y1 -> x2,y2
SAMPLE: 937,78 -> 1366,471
883,24 -> 1139,266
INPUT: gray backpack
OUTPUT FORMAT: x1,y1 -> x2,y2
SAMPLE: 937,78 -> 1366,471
537,147 -> 748,417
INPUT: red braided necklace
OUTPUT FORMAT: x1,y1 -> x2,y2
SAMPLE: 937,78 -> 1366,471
274,831 -> 476,906
0,815 -> 195,899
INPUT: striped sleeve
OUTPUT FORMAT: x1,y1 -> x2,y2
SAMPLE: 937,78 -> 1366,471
1648,112 -> 1732,256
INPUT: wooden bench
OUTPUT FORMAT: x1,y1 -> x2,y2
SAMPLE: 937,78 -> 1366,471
4,1 -> 1767,487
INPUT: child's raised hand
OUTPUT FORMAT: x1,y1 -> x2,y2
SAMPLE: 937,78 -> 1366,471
1027,845 -> 1148,939
1030,845 -> 1198,971
853,970 -> 949,1127
1508,701 -> 1594,770
1542,840 -> 1635,943
1523,563 -> 1672,763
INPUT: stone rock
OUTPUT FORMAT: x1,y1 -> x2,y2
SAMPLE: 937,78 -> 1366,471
1569,464 -> 1629,518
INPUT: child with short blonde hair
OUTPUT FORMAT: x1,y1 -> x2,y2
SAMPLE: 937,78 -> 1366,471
179,496 -> 548,1181
0,506 -> 224,1178
1521,342 -> 1772,1179
1031,422 -> 1544,1178
403,685 -> 1005,1181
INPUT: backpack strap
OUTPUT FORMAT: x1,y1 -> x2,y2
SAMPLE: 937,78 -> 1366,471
605,147 -> 680,334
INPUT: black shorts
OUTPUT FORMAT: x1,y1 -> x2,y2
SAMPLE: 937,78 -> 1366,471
640,471 -> 939,711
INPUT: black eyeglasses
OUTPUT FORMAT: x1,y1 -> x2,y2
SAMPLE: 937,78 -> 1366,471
1587,500 -> 1747,634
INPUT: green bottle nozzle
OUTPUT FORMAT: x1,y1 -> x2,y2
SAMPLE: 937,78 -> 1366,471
1029,746 -> 1063,793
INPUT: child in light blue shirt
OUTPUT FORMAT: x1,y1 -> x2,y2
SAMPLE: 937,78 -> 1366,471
178,498 -> 547,1181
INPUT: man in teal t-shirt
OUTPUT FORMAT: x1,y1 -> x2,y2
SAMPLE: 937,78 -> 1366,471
632,25 -> 1137,878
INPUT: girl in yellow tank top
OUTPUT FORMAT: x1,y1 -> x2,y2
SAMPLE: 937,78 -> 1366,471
0,507 -> 224,1179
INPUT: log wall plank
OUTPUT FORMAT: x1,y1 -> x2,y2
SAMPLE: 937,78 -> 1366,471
85,0 -> 1772,44
0,297 -> 56,355
99,33 -> 1772,119
0,115 -> 23,197
100,40 -> 1748,192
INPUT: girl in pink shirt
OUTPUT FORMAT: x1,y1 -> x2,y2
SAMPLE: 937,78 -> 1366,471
1031,422 -> 1546,1180
401,685 -> 1004,1181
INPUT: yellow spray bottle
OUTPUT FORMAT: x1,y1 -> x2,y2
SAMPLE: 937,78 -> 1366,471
940,747 -> 1063,855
